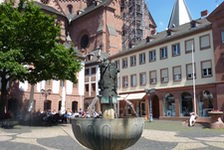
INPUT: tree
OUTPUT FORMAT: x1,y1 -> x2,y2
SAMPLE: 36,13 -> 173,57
0,1 -> 81,118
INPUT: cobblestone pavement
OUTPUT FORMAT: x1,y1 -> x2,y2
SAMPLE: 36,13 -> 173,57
0,120 -> 224,150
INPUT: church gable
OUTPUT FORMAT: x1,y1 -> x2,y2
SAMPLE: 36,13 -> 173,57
35,0 -> 65,15
208,2 -> 224,22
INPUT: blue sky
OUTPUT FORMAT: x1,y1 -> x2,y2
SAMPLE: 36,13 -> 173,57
148,0 -> 223,32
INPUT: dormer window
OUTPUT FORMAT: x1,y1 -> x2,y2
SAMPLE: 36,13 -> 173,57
166,29 -> 173,36
67,4 -> 73,14
191,20 -> 197,28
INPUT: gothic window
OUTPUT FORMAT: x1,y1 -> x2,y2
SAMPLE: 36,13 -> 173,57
67,4 -> 73,14
80,34 -> 89,49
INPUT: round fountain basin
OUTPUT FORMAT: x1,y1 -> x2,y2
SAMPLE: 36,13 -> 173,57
71,117 -> 144,150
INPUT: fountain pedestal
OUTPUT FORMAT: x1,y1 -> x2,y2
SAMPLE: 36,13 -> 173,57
71,118 -> 144,150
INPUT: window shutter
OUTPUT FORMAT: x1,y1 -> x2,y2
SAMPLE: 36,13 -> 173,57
187,65 -> 193,74
201,35 -> 210,48
150,71 -> 156,78
186,40 -> 193,51
202,61 -> 211,69
174,67 -> 181,75
162,69 -> 168,77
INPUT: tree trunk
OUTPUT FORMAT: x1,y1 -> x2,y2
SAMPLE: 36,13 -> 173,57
0,77 -> 8,119
28,84 -> 34,112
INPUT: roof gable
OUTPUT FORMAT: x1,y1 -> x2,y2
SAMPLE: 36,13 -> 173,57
208,1 -> 224,22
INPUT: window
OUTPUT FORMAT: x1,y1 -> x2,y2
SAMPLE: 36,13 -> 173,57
91,83 -> 96,92
172,43 -> 180,56
85,84 -> 89,92
91,67 -> 96,75
200,34 -> 210,50
122,58 -> 128,69
131,74 -> 137,87
186,63 -> 196,80
115,60 -> 120,70
85,68 -> 89,75
122,76 -> 128,88
160,47 -> 168,59
173,66 -> 181,81
149,70 -> 157,85
130,55 -> 136,67
185,39 -> 194,53
161,68 -> 169,83
139,72 -> 146,86
67,4 -> 73,14
139,53 -> 146,65
80,34 -> 89,49
149,50 -> 156,62
201,60 -> 212,78
222,31 -> 224,44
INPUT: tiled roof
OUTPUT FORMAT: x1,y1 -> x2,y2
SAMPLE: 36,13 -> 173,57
110,18 -> 211,59
85,49 -> 109,66
34,1 -> 65,17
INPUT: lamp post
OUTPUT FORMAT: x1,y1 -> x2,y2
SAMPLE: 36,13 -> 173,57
41,88 -> 51,111
145,88 -> 156,122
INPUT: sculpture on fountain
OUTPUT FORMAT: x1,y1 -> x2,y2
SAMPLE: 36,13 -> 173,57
71,59 -> 144,150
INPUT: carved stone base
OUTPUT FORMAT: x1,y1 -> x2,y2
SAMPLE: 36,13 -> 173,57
208,111 -> 224,129
71,118 -> 144,150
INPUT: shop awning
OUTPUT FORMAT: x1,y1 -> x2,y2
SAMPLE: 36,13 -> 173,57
118,93 -> 146,101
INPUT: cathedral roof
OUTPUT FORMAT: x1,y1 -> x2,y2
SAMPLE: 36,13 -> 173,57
168,0 -> 192,28
34,1 -> 65,17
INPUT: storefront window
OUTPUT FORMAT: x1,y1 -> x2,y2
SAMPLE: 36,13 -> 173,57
180,92 -> 193,116
164,93 -> 176,117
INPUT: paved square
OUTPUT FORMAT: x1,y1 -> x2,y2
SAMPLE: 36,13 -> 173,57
0,120 -> 224,150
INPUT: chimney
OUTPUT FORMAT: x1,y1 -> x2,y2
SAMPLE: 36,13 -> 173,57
201,10 -> 208,18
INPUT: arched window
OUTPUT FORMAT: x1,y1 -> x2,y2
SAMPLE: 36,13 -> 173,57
67,4 -> 73,14
80,34 -> 89,49
164,93 -> 175,117
72,101 -> 78,113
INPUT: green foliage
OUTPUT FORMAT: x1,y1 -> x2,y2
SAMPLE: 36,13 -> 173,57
0,0 -> 81,116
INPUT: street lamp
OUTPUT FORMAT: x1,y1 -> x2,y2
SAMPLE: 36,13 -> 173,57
145,88 -> 156,122
41,88 -> 51,101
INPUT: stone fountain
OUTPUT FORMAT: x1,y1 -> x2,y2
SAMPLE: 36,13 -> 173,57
71,60 -> 144,150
